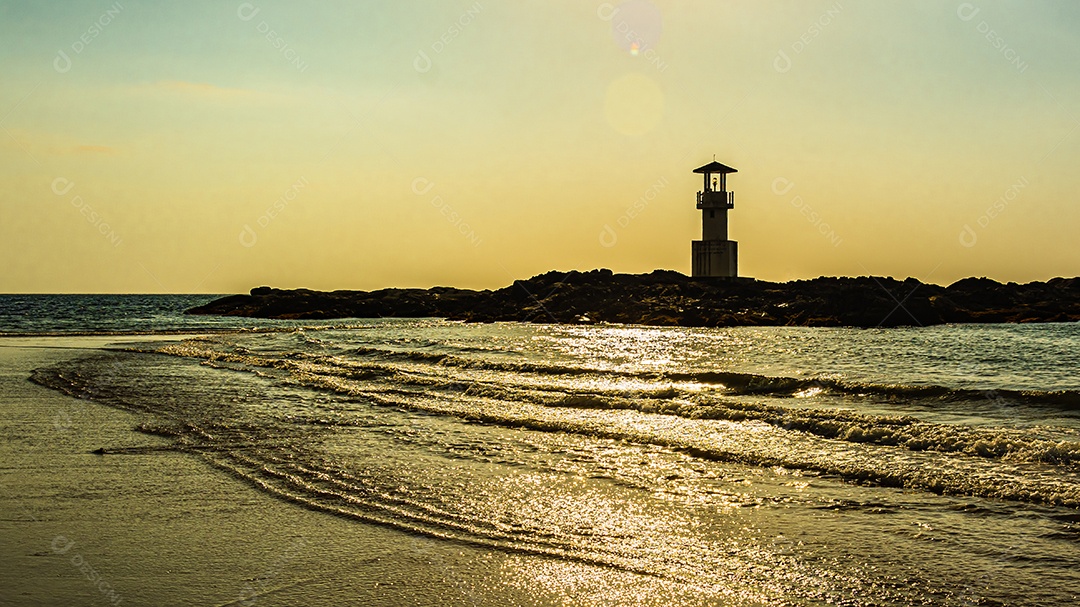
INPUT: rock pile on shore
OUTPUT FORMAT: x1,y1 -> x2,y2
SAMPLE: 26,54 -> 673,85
185,270 -> 1080,328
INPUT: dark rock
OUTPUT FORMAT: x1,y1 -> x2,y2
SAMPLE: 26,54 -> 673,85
184,269 -> 1080,329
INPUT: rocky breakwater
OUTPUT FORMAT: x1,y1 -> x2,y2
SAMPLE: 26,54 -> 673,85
185,270 -> 1080,328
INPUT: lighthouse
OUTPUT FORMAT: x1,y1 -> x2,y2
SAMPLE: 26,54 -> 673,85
691,160 -> 740,278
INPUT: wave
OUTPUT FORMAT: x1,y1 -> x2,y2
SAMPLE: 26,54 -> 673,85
349,345 -> 1080,408
54,338 -> 1080,508
542,393 -> 1080,467
813,379 -> 1080,409
282,371 -> 1080,508
151,340 -> 1080,470
387,375 -> 1080,468
26,355 -> 779,589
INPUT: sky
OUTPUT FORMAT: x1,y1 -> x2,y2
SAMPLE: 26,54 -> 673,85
2,0 -> 1079,293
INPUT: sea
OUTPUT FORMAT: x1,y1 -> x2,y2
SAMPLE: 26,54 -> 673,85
5,294 -> 1080,606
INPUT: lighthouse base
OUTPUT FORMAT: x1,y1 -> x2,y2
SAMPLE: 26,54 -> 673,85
692,240 -> 738,278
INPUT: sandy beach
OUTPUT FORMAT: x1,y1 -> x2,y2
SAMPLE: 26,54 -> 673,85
0,338 -> 507,606
1,337 -> 722,606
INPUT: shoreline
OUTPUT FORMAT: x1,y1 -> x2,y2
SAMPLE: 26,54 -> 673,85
185,269 -> 1080,328
0,338 -> 507,605
0,337 -> 717,606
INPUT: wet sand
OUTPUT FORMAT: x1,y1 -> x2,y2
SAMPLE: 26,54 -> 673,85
0,337 -> 712,607
0,338 -> 514,606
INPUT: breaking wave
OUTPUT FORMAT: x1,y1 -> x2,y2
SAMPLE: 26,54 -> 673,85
53,337 -> 1074,507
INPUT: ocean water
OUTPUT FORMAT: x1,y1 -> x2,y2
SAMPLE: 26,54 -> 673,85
0,294 -> 331,335
8,295 -> 1080,605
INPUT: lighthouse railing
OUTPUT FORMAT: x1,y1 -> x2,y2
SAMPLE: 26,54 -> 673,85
697,191 -> 734,206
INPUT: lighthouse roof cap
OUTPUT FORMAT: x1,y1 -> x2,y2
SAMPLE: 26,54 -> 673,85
692,161 -> 738,174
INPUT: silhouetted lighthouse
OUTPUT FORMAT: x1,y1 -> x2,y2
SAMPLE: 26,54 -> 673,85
691,160 -> 739,278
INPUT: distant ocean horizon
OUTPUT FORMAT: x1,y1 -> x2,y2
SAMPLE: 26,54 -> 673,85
5,294 -> 1080,605
0,294 -> 288,335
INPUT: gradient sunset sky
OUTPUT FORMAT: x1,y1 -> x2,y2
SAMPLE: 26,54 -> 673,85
2,1 -> 1078,293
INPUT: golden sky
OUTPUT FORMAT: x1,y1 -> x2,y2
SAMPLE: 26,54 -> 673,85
2,1 -> 1078,292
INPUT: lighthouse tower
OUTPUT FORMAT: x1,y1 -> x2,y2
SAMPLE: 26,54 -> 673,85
691,160 -> 739,278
